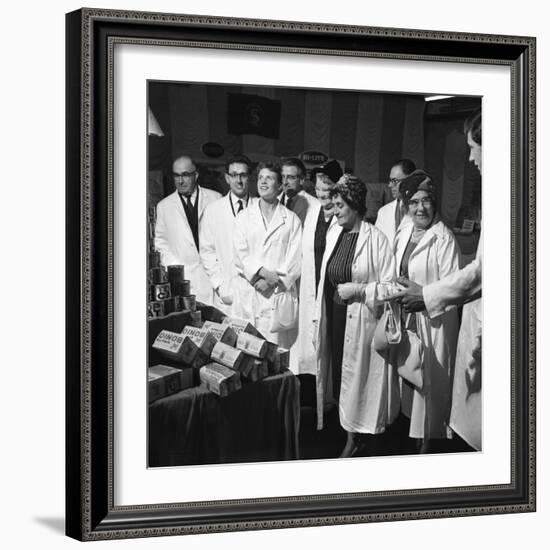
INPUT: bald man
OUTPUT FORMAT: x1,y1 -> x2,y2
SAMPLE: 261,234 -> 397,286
154,155 -> 221,304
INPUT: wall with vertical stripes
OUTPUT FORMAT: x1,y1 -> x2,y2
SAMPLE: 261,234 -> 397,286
149,81 -> 479,227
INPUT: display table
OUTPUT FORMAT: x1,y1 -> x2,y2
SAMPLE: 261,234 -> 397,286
148,371 -> 301,467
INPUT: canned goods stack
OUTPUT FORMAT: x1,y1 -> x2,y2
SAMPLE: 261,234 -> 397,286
148,261 -> 198,319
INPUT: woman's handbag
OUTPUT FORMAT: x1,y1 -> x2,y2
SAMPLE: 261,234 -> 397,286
269,287 -> 299,332
373,300 -> 402,356
395,313 -> 424,390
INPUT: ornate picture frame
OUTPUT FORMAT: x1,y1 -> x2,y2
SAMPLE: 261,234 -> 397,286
66,8 -> 536,541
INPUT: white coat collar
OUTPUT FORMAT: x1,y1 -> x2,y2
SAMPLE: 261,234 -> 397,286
352,221 -> 374,262
395,215 -> 446,268
258,200 -> 289,244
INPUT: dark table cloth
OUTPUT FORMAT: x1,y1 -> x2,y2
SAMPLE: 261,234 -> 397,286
149,371 -> 300,467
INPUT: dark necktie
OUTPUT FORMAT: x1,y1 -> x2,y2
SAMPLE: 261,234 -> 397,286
285,195 -> 292,209
182,195 -> 199,250
395,201 -> 403,231
237,199 -> 243,213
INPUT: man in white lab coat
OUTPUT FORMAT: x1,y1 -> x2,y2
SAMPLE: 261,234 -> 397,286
375,158 -> 416,246
391,110 -> 482,451
233,161 -> 302,352
200,155 -> 254,314
154,155 -> 221,304
279,157 -> 319,226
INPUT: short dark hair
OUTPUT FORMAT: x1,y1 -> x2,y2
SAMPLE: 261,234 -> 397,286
464,109 -> 482,145
280,157 -> 306,179
330,175 -> 367,217
225,154 -> 252,174
256,160 -> 281,182
391,158 -> 416,176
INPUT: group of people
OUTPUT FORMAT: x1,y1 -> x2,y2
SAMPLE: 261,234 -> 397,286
154,110 -> 482,458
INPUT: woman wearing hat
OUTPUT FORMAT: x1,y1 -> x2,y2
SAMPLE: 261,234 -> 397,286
392,170 -> 461,453
313,174 -> 399,458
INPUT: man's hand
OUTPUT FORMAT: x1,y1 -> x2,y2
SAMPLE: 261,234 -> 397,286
388,277 -> 426,313
258,267 -> 280,287
254,279 -> 275,298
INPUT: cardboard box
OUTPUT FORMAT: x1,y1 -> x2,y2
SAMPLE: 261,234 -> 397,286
200,362 -> 242,397
236,332 -> 268,358
152,330 -> 188,361
210,341 -> 244,371
202,321 -> 238,346
221,316 -> 264,338
180,326 -> 217,361
148,364 -> 194,403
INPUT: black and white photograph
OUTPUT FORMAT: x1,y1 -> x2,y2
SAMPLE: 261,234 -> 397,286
61,3 -> 536,543
146,81 -> 483,467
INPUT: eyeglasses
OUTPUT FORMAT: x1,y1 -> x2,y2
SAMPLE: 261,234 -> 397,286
227,172 -> 249,180
388,178 -> 403,186
408,197 -> 433,207
282,174 -> 299,182
172,171 -> 197,181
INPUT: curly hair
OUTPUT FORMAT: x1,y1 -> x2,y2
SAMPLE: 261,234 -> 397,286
330,174 -> 367,217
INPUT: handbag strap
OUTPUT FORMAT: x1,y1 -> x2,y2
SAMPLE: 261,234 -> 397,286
404,311 -> 415,331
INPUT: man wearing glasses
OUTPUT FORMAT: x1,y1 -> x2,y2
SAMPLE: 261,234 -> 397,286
154,154 -> 221,304
375,158 -> 416,245
200,155 -> 254,313
280,157 -> 319,226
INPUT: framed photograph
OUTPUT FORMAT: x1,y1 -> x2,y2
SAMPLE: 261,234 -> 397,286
66,7 -> 536,541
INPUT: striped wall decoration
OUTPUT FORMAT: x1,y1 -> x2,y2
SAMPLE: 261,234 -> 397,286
154,83 -> 426,183
149,82 -> 479,222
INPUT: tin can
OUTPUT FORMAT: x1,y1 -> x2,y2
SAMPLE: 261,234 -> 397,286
162,297 -> 177,315
190,310 -> 202,327
173,280 -> 191,297
150,267 -> 168,284
153,283 -> 171,301
183,294 -> 196,312
148,251 -> 161,269
167,265 -> 186,284
148,300 -> 165,318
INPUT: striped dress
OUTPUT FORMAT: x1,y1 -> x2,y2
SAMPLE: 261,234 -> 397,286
324,229 -> 359,399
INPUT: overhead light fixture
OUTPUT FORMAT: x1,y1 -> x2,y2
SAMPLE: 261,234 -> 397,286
424,95 -> 454,102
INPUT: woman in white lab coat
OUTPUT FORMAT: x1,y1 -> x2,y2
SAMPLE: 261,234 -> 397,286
297,172 -> 339,376
233,162 -> 302,351
393,170 -> 460,452
314,175 -> 398,458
